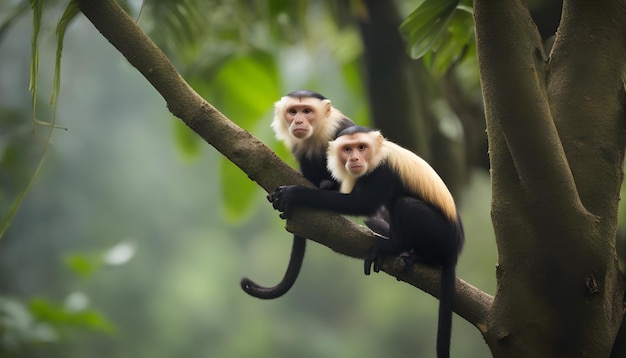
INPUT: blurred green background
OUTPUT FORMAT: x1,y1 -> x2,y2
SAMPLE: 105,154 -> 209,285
0,1 -> 496,357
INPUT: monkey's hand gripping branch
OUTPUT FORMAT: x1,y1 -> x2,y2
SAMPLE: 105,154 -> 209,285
269,185 -> 383,275
267,185 -> 300,219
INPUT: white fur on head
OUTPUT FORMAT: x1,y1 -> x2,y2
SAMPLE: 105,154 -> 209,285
271,96 -> 347,159
327,131 -> 457,220
271,95 -> 297,145
327,131 -> 386,193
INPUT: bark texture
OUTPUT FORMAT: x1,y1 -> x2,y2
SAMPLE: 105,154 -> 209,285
475,0 -> 626,356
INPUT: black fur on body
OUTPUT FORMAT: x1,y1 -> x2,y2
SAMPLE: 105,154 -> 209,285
240,90 -> 355,299
268,126 -> 464,358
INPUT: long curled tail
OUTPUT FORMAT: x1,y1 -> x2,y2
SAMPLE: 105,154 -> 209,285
437,262 -> 456,358
240,236 -> 306,299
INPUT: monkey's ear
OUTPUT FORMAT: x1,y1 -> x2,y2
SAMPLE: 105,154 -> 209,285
375,131 -> 384,146
322,99 -> 332,117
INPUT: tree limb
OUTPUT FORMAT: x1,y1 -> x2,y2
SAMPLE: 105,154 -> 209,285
76,0 -> 493,331
474,0 -> 585,219
549,2 -> 626,355
548,0 -> 626,226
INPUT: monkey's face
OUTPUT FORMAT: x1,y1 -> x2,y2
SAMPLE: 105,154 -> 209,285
279,97 -> 331,140
286,104 -> 315,139
336,134 -> 375,177
272,96 -> 334,145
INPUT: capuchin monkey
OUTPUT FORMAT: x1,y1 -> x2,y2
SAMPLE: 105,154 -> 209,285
268,126 -> 464,358
240,90 -> 357,299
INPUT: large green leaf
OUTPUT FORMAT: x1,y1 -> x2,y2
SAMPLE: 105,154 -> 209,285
220,158 -> 258,222
425,5 -> 475,74
207,51 -> 280,128
399,0 -> 459,59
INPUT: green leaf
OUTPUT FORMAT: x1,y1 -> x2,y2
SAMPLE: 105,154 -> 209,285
147,0 -> 209,52
29,0 -> 43,131
50,0 -> 79,106
172,119 -> 202,159
2,0 -> 76,240
267,0 -> 295,18
0,297 -> 58,347
400,0 -> 459,59
29,298 -> 114,334
63,253 -> 103,278
204,51 -> 279,220
206,51 -> 280,129
428,4 -> 475,74
220,158 -> 258,221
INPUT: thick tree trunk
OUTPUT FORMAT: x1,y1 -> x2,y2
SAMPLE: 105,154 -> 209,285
475,0 -> 626,356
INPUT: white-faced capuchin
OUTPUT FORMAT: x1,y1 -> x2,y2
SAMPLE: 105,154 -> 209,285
267,126 -> 464,358
240,90 -> 359,299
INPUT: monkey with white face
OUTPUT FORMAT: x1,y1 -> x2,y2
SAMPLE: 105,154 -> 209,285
268,126 -> 464,358
240,90 -> 359,299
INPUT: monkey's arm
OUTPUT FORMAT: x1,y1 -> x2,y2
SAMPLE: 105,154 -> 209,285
268,167 -> 394,218
268,185 -> 378,219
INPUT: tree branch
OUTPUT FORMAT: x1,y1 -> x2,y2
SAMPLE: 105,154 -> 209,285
474,0 -> 585,219
77,0 -> 493,330
286,214 -> 493,331
548,0 -> 626,226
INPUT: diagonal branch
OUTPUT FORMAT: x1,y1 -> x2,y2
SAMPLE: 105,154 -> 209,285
76,0 -> 493,330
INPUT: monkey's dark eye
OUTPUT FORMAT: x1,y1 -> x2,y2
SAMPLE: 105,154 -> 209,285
343,146 -> 352,153
303,108 -> 312,114
288,109 -> 297,115
358,144 -> 367,151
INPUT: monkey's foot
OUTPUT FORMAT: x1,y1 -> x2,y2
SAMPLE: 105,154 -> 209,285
398,251 -> 418,271
364,256 -> 374,276
364,252 -> 383,276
